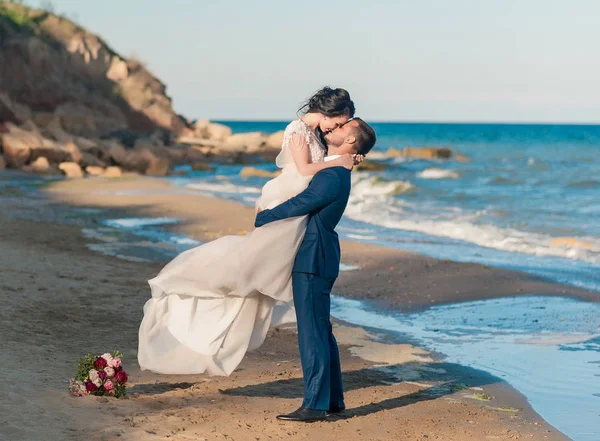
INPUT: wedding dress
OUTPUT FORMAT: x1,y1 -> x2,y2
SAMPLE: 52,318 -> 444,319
138,119 -> 326,375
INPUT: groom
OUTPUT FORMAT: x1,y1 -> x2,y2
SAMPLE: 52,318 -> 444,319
255,118 -> 376,422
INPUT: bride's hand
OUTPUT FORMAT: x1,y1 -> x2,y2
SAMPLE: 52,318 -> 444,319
353,154 -> 364,165
335,154 -> 355,170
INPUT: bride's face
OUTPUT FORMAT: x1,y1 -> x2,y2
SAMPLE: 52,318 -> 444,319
319,113 -> 350,134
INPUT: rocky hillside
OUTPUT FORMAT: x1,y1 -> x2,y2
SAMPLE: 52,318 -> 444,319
0,2 -> 287,178
0,1 -> 186,136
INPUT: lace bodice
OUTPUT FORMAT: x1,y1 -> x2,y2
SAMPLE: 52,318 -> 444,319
275,119 -> 326,168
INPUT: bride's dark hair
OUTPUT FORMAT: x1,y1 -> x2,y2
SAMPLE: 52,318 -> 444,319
299,86 -> 355,118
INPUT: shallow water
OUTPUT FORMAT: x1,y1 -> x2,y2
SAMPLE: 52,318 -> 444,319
331,295 -> 600,441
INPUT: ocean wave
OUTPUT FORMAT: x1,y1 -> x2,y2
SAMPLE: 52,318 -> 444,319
345,192 -> 600,264
417,168 -> 460,179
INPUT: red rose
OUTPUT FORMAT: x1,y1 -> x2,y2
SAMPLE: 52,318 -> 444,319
85,380 -> 98,393
114,370 -> 128,385
94,357 -> 107,370
98,371 -> 107,380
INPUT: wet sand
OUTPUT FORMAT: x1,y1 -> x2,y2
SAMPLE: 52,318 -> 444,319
0,173 -> 587,440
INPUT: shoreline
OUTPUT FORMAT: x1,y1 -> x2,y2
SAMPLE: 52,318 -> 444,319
46,175 -> 598,312
0,172 -> 582,440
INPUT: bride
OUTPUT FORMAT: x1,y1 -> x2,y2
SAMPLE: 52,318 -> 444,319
138,87 -> 359,375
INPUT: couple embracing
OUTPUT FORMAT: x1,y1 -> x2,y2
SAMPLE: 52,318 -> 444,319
138,87 -> 376,422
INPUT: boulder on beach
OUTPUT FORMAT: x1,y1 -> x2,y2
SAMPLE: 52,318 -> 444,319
0,156 -> 5,171
85,166 -> 105,176
239,167 -> 281,178
58,161 -> 83,178
266,131 -> 285,149
103,166 -> 123,178
355,160 -> 389,172
193,120 -> 232,141
224,132 -> 267,152
30,156 -> 50,173
191,162 -> 216,172
121,148 -> 170,176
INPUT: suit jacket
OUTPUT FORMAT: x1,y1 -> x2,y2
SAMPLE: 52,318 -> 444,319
254,167 -> 351,280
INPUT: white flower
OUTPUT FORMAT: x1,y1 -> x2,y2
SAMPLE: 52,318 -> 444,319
104,367 -> 115,378
101,353 -> 113,363
88,369 -> 102,387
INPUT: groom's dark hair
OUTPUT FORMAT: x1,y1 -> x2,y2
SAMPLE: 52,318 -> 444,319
352,118 -> 377,155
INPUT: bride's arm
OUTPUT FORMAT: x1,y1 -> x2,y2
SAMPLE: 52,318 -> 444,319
255,170 -> 341,227
290,133 -> 354,176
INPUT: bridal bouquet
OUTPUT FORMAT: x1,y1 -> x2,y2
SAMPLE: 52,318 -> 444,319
68,351 -> 128,398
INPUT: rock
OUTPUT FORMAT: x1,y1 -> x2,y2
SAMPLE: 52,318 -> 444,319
106,56 -> 129,82
61,141 -> 83,164
145,156 -> 170,176
194,120 -> 232,141
1,133 -> 33,168
0,3 -> 188,136
85,166 -> 105,176
122,149 -> 170,175
80,152 -> 107,168
30,157 -> 51,173
402,147 -> 453,160
103,166 -> 122,178
0,156 -> 6,171
385,147 -> 455,160
240,167 -> 281,178
191,162 -> 216,172
29,146 -> 68,164
551,237 -> 593,249
224,132 -> 267,151
58,161 -> 83,178
355,160 -> 389,172
266,131 -> 285,149
455,154 -> 471,163
106,143 -> 129,165
176,136 -> 222,147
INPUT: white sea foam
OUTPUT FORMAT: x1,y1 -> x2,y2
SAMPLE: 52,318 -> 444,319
104,217 -> 180,229
346,177 -> 600,264
417,168 -> 460,179
187,182 -> 261,194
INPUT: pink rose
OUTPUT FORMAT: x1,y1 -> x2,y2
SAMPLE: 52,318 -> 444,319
111,357 -> 122,368
104,367 -> 115,378
94,357 -> 107,370
101,353 -> 114,364
103,379 -> 114,392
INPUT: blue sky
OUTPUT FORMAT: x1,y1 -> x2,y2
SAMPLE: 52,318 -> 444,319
28,0 -> 600,123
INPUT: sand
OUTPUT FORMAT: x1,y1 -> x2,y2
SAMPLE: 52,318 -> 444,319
0,173 -> 586,441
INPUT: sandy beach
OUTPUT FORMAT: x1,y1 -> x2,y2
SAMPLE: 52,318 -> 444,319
1,173 -> 593,441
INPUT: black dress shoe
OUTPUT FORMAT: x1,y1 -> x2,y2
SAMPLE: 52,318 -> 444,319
276,406 -> 327,422
327,403 -> 346,414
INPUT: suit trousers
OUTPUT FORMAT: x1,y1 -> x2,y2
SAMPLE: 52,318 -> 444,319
291,272 -> 344,410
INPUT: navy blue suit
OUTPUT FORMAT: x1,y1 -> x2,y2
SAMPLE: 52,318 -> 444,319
255,167 -> 351,410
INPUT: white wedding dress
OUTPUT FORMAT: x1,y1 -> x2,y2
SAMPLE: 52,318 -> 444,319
138,119 -> 326,375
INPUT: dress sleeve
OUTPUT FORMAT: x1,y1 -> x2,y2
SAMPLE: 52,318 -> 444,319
275,120 -> 312,168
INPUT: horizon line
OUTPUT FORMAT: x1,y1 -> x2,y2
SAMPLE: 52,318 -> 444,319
207,118 -> 600,126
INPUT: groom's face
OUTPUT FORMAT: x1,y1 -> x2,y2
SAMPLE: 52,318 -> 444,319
324,119 -> 359,151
